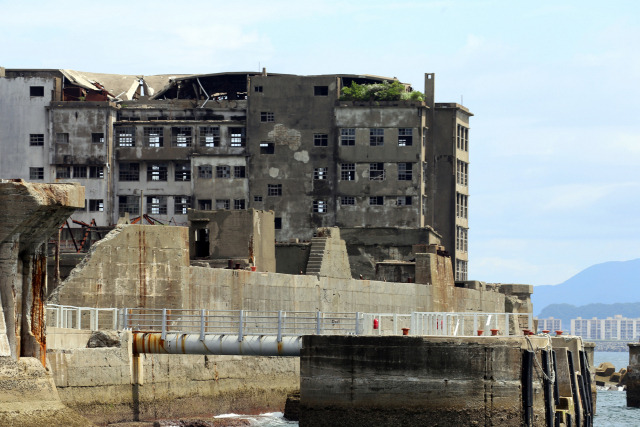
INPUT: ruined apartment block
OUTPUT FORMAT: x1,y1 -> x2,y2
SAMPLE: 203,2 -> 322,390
0,67 -> 472,280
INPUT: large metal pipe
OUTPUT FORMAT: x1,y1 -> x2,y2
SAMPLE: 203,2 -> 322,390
132,333 -> 302,357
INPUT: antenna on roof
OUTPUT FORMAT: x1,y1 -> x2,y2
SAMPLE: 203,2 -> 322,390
461,95 -> 463,105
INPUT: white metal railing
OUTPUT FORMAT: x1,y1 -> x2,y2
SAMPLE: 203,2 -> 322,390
45,305 -> 533,338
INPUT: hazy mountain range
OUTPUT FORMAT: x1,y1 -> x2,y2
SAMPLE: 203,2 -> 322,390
532,259 -> 640,327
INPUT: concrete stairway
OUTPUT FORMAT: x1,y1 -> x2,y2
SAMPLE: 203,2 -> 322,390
306,237 -> 328,275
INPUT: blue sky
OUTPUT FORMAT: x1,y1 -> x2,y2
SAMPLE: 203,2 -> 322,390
1,0 -> 638,286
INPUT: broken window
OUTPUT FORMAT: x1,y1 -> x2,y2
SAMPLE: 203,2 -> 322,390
274,217 -> 282,229
89,166 -> 104,179
456,193 -> 468,219
396,196 -> 412,206
172,127 -> 192,147
198,199 -> 212,210
260,112 -> 275,122
92,133 -> 105,144
198,165 -> 212,179
267,184 -> 282,196
144,127 -> 164,147
398,128 -> 413,146
29,167 -> 44,180
398,163 -> 413,181
216,199 -> 230,210
340,196 -> 355,205
119,163 -> 139,181
175,163 -> 191,181
341,128 -> 355,146
254,86 -> 263,93
234,199 -> 246,210
147,196 -> 167,215
56,166 -> 71,179
216,165 -> 231,178
234,166 -> 246,178
340,163 -> 355,181
254,195 -> 263,202
89,199 -> 104,212
174,196 -> 191,214
73,166 -> 87,178
118,195 -> 140,215
29,134 -> 44,146
370,128 -> 384,146
116,127 -> 135,147
369,196 -> 384,206
314,167 -> 328,180
314,86 -> 329,96
56,133 -> 69,144
313,200 -> 327,213
147,164 -> 168,181
260,142 -> 275,154
369,163 -> 385,180
314,134 -> 328,147
230,128 -> 246,147
30,86 -> 45,97
199,127 -> 220,147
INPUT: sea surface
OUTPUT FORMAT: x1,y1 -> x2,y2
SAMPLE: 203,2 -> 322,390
218,351 -> 639,426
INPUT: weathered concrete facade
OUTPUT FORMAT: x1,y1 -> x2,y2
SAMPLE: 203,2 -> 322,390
1,69 -> 471,280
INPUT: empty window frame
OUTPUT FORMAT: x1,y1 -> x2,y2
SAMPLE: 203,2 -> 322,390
73,166 -> 87,178
89,199 -> 104,212
29,167 -> 44,180
234,199 -> 246,210
215,199 -> 230,210
396,196 -> 412,206
198,199 -> 212,210
199,126 -> 220,147
216,165 -> 231,178
369,196 -> 384,206
56,166 -> 71,179
398,128 -> 413,146
340,163 -> 355,181
147,196 -> 167,215
369,163 -> 385,180
29,134 -> 44,146
144,127 -> 163,147
56,133 -> 69,144
119,162 -> 140,181
398,163 -> 413,181
118,195 -> 140,215
254,86 -> 263,93
230,127 -> 246,147
457,160 -> 469,186
456,193 -> 468,219
116,127 -> 135,146
172,127 -> 192,147
260,142 -> 275,154
314,134 -> 328,147
313,200 -> 327,213
92,133 -> 104,144
455,259 -> 468,281
369,128 -> 384,146
314,86 -> 329,96
260,112 -> 275,122
314,167 -> 328,180
456,226 -> 468,252
340,196 -> 355,205
267,184 -> 282,196
341,128 -> 355,146
234,166 -> 246,178
457,124 -> 469,152
175,163 -> 191,181
254,195 -> 263,202
89,166 -> 104,179
30,86 -> 45,97
174,196 -> 191,214
274,217 -> 282,229
147,163 -> 168,181
198,165 -> 212,179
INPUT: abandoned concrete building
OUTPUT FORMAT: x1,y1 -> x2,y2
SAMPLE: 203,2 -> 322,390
0,67 -> 471,280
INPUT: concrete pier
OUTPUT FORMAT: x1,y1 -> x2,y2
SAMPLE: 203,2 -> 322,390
628,343 -> 640,407
300,335 -> 592,426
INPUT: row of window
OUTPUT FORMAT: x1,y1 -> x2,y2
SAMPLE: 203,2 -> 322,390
456,160 -> 469,186
117,195 -> 201,215
339,162 -> 413,181
39,165 -> 105,180
254,85 -> 329,96
456,226 -> 468,253
117,163 -> 246,182
456,193 -> 468,219
456,124 -> 469,152
340,128 -> 414,147
115,126 -> 246,148
53,133 -> 105,144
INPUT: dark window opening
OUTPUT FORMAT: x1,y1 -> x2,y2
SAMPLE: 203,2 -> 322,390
234,166 -> 246,178
198,165 -> 212,179
396,196 -> 412,206
268,184 -> 282,196
195,228 -> 209,257
92,133 -> 105,144
255,86 -> 263,93
147,196 -> 168,215
369,163 -> 385,181
369,196 -> 384,206
230,128 -> 246,147
274,217 -> 282,229
29,167 -> 44,180
398,128 -> 413,146
254,195 -> 263,202
198,199 -> 212,210
216,165 -> 231,178
199,126 -> 220,147
314,134 -> 328,147
89,166 -> 104,179
175,196 -> 191,214
30,86 -> 44,97
144,127 -> 163,147
147,164 -> 168,181
119,163 -> 140,181
260,112 -> 274,122
56,166 -> 71,179
29,134 -> 44,146
260,142 -> 275,154
118,195 -> 140,215
73,166 -> 87,178
175,163 -> 191,181
314,86 -> 329,96
89,199 -> 104,212
234,199 -> 246,210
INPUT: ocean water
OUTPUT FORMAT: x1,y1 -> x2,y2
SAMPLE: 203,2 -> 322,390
214,412 -> 297,426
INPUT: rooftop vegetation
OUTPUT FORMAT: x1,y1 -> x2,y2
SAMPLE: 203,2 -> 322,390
339,80 -> 425,102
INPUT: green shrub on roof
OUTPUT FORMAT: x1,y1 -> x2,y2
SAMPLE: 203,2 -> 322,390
340,80 -> 424,102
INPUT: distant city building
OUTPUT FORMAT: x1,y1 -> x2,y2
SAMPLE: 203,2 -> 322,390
571,315 -> 640,340
537,317 -> 562,333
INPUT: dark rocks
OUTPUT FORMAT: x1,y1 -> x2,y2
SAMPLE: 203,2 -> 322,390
283,391 -> 300,421
87,331 -> 121,348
